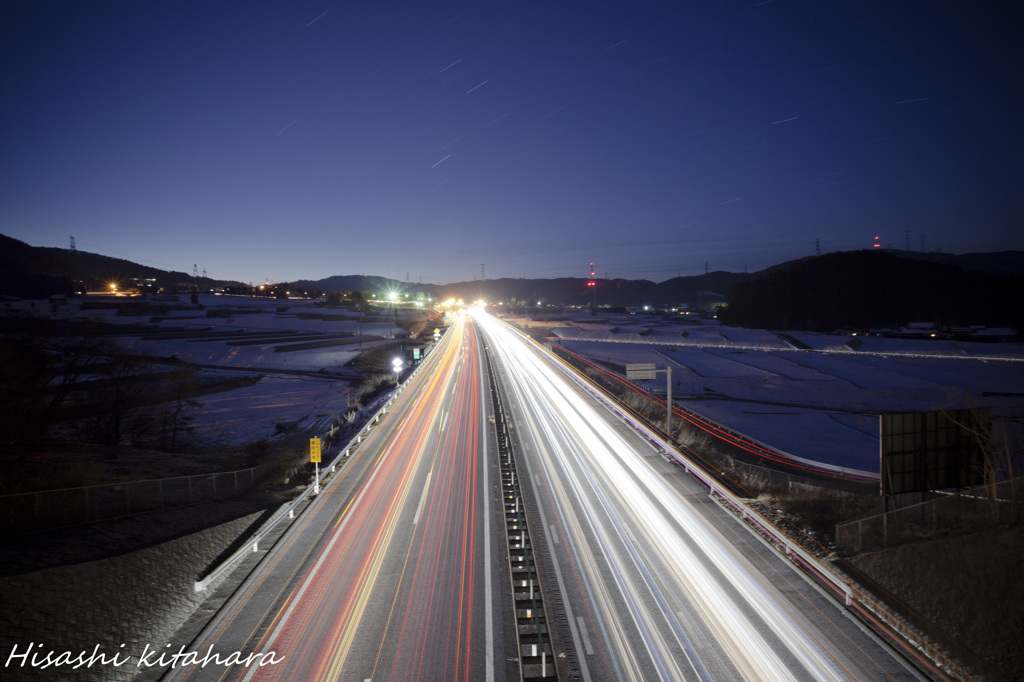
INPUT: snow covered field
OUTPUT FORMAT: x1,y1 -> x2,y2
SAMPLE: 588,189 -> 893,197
6,294 -> 413,447
7,297 -> 1022,473
527,317 -> 1024,474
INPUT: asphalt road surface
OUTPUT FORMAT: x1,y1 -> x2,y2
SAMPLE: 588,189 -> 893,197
163,312 -> 510,681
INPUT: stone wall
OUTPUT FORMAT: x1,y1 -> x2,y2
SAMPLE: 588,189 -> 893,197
0,511 -> 263,681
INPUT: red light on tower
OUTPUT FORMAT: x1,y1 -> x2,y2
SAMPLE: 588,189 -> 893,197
587,261 -> 597,310
873,236 -> 880,249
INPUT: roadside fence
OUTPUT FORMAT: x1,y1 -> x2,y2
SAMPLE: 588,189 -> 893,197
835,475 -> 1024,555
0,464 -> 275,538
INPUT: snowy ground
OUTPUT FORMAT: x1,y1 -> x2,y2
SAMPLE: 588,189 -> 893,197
511,315 -> 1024,475
185,374 -> 355,446
6,294 -> 419,448
8,297 -> 1022,473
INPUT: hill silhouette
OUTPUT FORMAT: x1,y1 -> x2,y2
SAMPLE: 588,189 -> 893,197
0,233 -> 242,298
3,233 -> 1021,331
720,249 -> 1024,332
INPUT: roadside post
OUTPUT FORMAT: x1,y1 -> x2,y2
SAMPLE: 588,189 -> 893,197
310,437 -> 322,495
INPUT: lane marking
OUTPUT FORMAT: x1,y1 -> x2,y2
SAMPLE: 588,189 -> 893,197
576,616 -> 595,655
412,472 -> 432,526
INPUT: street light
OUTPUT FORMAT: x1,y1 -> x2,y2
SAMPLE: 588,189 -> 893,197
392,357 -> 404,384
388,291 -> 398,338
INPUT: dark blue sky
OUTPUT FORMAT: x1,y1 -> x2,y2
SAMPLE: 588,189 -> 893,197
2,1 -> 1021,285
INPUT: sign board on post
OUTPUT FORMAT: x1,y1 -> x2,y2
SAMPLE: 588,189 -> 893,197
626,363 -> 657,381
625,363 -> 672,437
310,437 -> 322,463
880,408 -> 989,499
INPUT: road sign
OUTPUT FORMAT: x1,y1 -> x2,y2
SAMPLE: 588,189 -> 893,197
626,362 -> 657,380
625,364 -> 672,436
880,408 -> 988,498
310,437 -> 321,463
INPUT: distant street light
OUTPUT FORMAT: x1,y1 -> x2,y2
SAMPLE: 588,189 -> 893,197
388,291 -> 398,338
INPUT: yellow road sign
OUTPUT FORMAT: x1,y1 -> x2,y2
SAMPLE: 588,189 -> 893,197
310,437 -> 321,463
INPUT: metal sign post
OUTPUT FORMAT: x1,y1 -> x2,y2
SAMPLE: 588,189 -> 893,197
310,437 -> 322,495
626,363 -> 673,437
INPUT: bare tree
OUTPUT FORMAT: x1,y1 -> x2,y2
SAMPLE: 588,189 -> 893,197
0,332 -> 109,439
86,351 -> 149,446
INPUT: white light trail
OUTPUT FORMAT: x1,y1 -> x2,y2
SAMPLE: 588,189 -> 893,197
472,310 -> 859,681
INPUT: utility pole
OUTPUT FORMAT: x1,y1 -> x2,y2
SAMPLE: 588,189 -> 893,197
699,261 -> 708,312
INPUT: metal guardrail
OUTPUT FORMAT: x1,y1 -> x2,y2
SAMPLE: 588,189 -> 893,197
483,341 -> 559,680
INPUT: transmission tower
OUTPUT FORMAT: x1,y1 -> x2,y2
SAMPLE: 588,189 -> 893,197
587,262 -> 596,310
69,236 -> 76,251
193,264 -> 198,277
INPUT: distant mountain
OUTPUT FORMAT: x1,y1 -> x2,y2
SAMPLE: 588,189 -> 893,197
293,270 -> 752,309
4,234 -> 1021,323
759,249 -> 1024,280
720,249 -> 1024,332
0,233 -> 244,298
297,252 -> 1024,311
885,249 -> 1024,279
297,274 -> 438,298
426,272 -> 750,309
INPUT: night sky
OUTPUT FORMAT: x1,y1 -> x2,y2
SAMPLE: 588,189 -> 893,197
2,1 -> 1021,286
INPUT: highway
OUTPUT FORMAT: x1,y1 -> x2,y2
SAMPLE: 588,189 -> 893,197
473,309 -> 921,682
164,311 -> 511,681
162,308 -> 923,682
